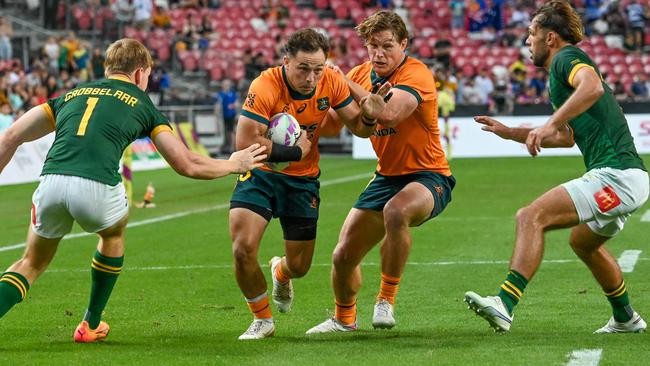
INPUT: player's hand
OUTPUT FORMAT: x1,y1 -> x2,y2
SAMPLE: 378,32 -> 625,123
295,130 -> 312,159
474,115 -> 510,140
229,143 -> 267,173
525,123 -> 555,157
360,82 -> 393,120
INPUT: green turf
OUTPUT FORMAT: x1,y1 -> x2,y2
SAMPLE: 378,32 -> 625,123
0,155 -> 648,365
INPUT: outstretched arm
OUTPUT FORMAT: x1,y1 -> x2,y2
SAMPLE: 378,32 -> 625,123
0,105 -> 55,172
332,82 -> 392,138
154,130 -> 266,179
475,115 -> 574,148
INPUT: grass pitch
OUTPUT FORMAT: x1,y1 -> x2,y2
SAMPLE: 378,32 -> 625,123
0,155 -> 648,365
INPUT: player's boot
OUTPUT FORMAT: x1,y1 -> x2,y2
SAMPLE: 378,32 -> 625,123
305,318 -> 357,334
594,312 -> 647,333
73,320 -> 110,343
238,318 -> 275,340
464,291 -> 513,332
269,256 -> 293,313
372,299 -> 395,329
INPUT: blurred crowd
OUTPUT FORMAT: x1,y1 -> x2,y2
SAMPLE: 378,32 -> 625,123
1,0 -> 650,130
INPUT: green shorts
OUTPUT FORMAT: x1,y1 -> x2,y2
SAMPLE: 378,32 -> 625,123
230,169 -> 320,220
354,171 -> 455,223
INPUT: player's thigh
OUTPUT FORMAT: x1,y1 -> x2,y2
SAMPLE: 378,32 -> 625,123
229,207 -> 270,250
385,171 -> 456,227
525,185 -> 580,229
335,208 -> 385,266
66,176 -> 129,233
31,174 -> 75,239
569,223 -> 610,252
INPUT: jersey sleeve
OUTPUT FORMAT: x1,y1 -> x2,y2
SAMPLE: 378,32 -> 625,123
240,75 -> 277,126
44,95 -> 65,129
552,48 -> 595,88
140,99 -> 172,140
329,69 -> 353,110
393,61 -> 436,105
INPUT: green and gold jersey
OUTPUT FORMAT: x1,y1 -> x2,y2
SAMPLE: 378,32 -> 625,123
549,46 -> 645,172
41,75 -> 172,185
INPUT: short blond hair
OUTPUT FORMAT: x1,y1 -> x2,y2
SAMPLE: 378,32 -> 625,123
356,10 -> 409,43
104,38 -> 153,76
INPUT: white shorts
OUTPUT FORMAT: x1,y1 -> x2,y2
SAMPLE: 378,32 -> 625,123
562,168 -> 649,237
31,174 -> 129,239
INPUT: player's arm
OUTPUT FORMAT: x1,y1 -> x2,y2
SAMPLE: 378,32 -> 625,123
0,105 -> 55,172
236,114 -> 310,162
330,80 -> 392,138
319,109 -> 344,137
153,130 -> 266,179
475,115 -> 574,147
344,79 -> 417,128
527,67 -> 602,155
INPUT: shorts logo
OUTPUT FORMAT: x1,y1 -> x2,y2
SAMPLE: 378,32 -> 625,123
434,186 -> 443,197
317,97 -> 330,111
594,186 -> 621,212
310,197 -> 318,208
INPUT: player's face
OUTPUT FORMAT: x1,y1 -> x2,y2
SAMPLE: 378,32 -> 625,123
284,50 -> 326,95
526,21 -> 550,67
365,30 -> 407,77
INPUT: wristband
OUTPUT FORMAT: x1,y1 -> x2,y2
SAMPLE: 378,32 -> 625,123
361,113 -> 377,126
268,143 -> 302,162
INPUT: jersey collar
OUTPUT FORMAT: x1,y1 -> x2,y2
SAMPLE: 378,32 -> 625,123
282,66 -> 316,100
370,55 -> 409,86
108,74 -> 132,83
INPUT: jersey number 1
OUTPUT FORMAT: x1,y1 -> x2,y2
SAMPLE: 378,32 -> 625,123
76,97 -> 99,136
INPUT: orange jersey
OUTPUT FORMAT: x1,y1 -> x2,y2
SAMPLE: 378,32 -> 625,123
347,57 -> 451,176
241,66 -> 353,177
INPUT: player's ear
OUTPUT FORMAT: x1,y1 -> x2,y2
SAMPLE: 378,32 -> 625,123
400,37 -> 408,51
283,55 -> 289,67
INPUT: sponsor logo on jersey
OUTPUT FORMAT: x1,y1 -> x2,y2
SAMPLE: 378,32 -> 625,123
371,127 -> 397,137
297,103 -> 307,113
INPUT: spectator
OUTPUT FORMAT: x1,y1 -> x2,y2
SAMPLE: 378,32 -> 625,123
112,0 -> 135,38
133,0 -> 153,29
461,77 -> 483,105
630,74 -> 649,100
475,68 -> 494,104
625,0 -> 647,52
90,47 -> 105,80
216,78 -> 239,154
0,17 -> 13,61
450,0 -> 466,29
509,4 -> 530,28
612,80 -> 629,102
42,37 -> 60,74
605,3 -> 627,49
73,42 -> 90,81
152,6 -> 172,28
0,102 -> 13,130
528,69 -> 547,98
433,30 -> 452,70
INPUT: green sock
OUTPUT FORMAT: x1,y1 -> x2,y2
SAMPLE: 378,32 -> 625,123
605,281 -> 633,322
0,272 -> 30,318
497,270 -> 528,315
84,251 -> 123,329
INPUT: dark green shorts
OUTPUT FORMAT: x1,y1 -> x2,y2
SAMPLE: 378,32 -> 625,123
230,169 -> 320,220
354,171 -> 455,223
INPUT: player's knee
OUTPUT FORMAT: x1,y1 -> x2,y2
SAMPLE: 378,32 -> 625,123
231,241 -> 257,266
332,244 -> 354,270
383,205 -> 408,231
516,205 -> 543,228
285,257 -> 311,278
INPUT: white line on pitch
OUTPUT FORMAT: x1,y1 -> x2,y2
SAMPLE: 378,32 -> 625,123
566,349 -> 602,366
617,250 -> 642,273
641,209 -> 650,222
0,173 -> 372,253
44,258 -> 589,274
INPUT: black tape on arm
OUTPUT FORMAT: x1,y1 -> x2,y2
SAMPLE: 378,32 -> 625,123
268,143 -> 302,162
